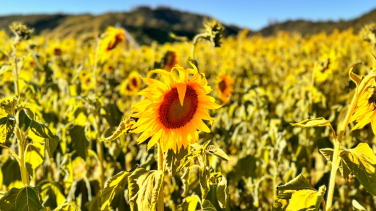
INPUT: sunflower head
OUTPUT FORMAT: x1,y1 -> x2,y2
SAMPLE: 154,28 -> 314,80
131,64 -> 221,152
163,51 -> 178,72
119,71 -> 142,96
101,27 -> 126,52
350,81 -> 376,133
217,73 -> 234,103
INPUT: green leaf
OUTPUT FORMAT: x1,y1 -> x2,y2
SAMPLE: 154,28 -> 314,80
15,186 -> 43,211
181,167 -> 190,197
319,148 -> 351,178
166,147 -> 189,176
128,168 -> 150,211
348,63 -> 363,87
41,182 -> 66,209
69,125 -> 90,159
54,203 -> 78,211
290,117 -> 331,128
1,158 -> 22,186
352,199 -> 367,211
100,119 -> 136,142
128,168 -> 164,211
150,170 -> 164,211
273,174 -> 326,211
30,120 -> 56,139
29,120 -> 59,157
216,177 -> 228,208
199,166 -> 210,200
46,136 -> 59,158
178,195 -> 200,211
0,114 -> 16,144
101,104 -> 123,127
101,171 -> 130,211
25,142 -> 45,176
205,145 -> 229,161
340,143 -> 376,195
0,188 -> 20,210
202,200 -> 217,211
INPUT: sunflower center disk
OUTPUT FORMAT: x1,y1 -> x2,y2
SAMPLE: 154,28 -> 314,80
159,86 -> 198,129
219,79 -> 227,92
131,78 -> 138,87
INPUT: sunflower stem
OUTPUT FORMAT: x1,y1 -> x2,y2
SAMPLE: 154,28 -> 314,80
157,143 -> 164,211
325,91 -> 359,210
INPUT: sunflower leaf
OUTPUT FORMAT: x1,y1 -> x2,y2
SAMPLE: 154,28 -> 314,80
100,119 -> 136,142
177,195 -> 200,211
199,166 -> 210,199
216,176 -> 228,208
101,171 -> 130,211
202,199 -> 217,211
352,200 -> 367,211
166,147 -> 189,176
128,168 -> 164,211
0,114 -> 15,145
181,167 -> 190,197
290,117 -> 331,128
0,188 -> 20,210
273,174 -> 326,211
205,145 -> 229,161
15,186 -> 43,211
340,143 -> 376,195
25,141 -> 45,176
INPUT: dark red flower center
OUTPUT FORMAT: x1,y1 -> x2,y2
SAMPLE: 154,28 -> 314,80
218,79 -> 227,92
159,86 -> 198,129
107,33 -> 124,51
131,77 -> 138,87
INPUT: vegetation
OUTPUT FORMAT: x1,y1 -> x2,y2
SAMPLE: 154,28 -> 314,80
2,17 -> 376,211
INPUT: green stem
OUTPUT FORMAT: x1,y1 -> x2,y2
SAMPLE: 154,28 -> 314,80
191,33 -> 208,61
97,140 -> 105,188
15,127 -> 29,186
157,144 -> 164,211
326,92 -> 359,210
94,114 -> 105,189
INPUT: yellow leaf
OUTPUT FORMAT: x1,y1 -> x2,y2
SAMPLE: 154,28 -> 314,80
273,174 -> 326,211
290,117 -> 331,128
352,199 -> 367,211
340,143 -> 376,195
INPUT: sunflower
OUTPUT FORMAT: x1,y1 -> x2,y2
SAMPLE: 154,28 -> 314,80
350,82 -> 376,133
217,73 -> 234,103
119,71 -> 142,96
99,27 -> 126,62
131,64 -> 221,152
163,51 -> 178,72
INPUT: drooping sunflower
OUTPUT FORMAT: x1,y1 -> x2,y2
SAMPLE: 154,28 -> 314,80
99,26 -> 126,62
131,64 -> 221,152
216,73 -> 234,103
119,71 -> 142,96
350,83 -> 376,134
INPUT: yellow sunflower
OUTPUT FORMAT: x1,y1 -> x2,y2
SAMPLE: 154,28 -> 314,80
217,73 -> 234,103
350,82 -> 376,133
99,26 -> 126,62
131,64 -> 221,152
163,51 -> 178,72
119,71 -> 142,96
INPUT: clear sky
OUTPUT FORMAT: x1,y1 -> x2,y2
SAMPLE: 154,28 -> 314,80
1,0 -> 376,30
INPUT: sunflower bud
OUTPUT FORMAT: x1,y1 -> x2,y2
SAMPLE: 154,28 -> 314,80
203,19 -> 224,47
0,97 -> 17,115
9,22 -> 34,44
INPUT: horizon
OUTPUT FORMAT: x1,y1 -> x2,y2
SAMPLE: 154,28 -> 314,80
0,0 -> 376,31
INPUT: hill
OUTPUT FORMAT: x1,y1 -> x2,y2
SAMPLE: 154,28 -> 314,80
0,6 -> 376,45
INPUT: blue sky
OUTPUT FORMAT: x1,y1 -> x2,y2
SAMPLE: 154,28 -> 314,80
1,0 -> 376,30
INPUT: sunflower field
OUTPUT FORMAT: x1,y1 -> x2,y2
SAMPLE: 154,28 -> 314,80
2,20 -> 376,211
